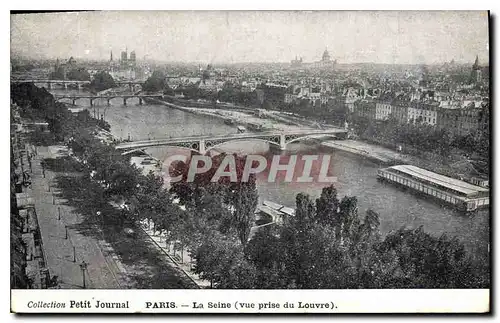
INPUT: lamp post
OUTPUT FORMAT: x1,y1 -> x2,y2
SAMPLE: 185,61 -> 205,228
79,261 -> 88,289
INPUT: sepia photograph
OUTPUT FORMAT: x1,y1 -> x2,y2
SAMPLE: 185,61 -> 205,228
9,9 -> 490,313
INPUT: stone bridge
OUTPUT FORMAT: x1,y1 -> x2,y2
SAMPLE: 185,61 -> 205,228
11,79 -> 91,90
53,94 -> 164,106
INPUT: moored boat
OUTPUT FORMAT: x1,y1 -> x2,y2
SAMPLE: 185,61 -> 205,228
377,165 -> 489,212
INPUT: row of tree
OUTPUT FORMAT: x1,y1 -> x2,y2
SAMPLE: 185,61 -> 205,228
350,116 -> 489,163
12,83 -> 489,289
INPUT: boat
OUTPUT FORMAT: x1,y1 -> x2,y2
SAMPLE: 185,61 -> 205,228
237,125 -> 246,133
224,118 -> 235,125
377,165 -> 489,212
247,123 -> 263,132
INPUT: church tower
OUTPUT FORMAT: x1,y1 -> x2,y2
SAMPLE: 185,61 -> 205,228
471,55 -> 482,83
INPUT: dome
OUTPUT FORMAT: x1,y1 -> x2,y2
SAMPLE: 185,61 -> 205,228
322,49 -> 330,62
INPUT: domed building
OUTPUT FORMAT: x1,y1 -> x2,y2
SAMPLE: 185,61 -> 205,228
322,49 -> 331,62
315,48 -> 336,69
289,48 -> 337,70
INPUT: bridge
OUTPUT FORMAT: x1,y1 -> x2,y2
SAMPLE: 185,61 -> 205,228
11,78 -> 147,91
12,77 -> 180,91
11,79 -> 91,90
115,129 -> 348,154
53,94 -> 164,106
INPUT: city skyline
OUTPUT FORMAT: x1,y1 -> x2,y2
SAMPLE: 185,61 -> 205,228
11,11 -> 489,65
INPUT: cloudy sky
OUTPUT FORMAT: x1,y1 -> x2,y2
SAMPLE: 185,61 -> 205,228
11,11 -> 489,64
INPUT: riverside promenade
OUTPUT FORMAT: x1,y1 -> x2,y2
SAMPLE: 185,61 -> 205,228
28,145 -> 198,289
29,146 -> 124,288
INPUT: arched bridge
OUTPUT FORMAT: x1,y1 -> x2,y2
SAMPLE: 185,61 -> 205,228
53,94 -> 164,106
11,79 -> 91,90
115,129 -> 348,154
12,78 -> 183,91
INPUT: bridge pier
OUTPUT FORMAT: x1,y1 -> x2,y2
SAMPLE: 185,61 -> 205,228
72,99 -> 76,106
279,134 -> 287,150
107,98 -> 111,107
77,83 -> 82,90
123,98 -> 127,106
47,81 -> 52,90
199,140 -> 206,155
139,98 -> 143,105
335,132 -> 347,140
64,83 -> 68,90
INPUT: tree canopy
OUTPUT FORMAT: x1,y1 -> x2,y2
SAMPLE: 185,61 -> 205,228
90,71 -> 116,92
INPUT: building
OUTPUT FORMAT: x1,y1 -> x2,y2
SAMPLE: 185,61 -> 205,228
284,93 -> 297,104
344,87 -> 362,113
117,48 -> 137,68
437,103 -> 488,136
291,56 -> 303,68
314,49 -> 337,69
109,48 -> 137,80
290,49 -> 337,70
471,55 -> 482,84
354,99 -> 376,120
391,100 -> 410,123
375,101 -> 392,121
408,101 -> 439,126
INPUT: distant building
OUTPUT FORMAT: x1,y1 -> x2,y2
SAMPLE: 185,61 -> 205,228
291,56 -> 303,68
471,55 -> 482,84
289,49 -> 337,70
354,99 -> 376,120
437,102 -> 488,136
52,56 -> 77,80
375,101 -> 392,121
391,100 -> 410,123
108,48 -> 137,80
314,48 -> 337,69
408,101 -> 439,126
119,48 -> 136,68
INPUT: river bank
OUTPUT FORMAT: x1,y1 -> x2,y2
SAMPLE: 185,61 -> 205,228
322,140 -> 410,165
146,97 -> 319,133
321,139 -> 487,189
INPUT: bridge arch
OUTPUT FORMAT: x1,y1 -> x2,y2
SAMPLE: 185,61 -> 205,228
284,133 -> 343,145
204,137 -> 281,154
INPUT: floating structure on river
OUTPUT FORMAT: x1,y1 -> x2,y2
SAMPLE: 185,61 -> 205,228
377,165 -> 489,212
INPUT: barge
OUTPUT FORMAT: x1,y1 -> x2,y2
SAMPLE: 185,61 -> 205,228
377,165 -> 489,212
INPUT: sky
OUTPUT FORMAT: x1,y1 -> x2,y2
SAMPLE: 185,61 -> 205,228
10,11 -> 490,65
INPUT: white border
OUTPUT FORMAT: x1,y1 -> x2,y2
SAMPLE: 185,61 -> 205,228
2,1 -> 498,321
10,289 -> 490,313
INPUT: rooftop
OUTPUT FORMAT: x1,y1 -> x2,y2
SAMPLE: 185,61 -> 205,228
388,165 -> 489,197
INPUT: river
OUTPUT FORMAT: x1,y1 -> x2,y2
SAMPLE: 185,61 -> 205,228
54,90 -> 490,266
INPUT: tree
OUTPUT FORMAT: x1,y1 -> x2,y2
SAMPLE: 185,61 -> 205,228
50,66 -> 65,79
379,226 -> 488,288
170,153 -> 259,245
143,71 -> 166,93
193,231 -> 257,288
90,71 -> 116,92
66,68 -> 91,81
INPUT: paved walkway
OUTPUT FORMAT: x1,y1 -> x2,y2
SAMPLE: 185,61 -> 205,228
140,221 -> 209,288
29,146 -> 124,289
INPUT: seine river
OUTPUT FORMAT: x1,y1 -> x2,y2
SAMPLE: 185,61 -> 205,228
55,91 -> 489,265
